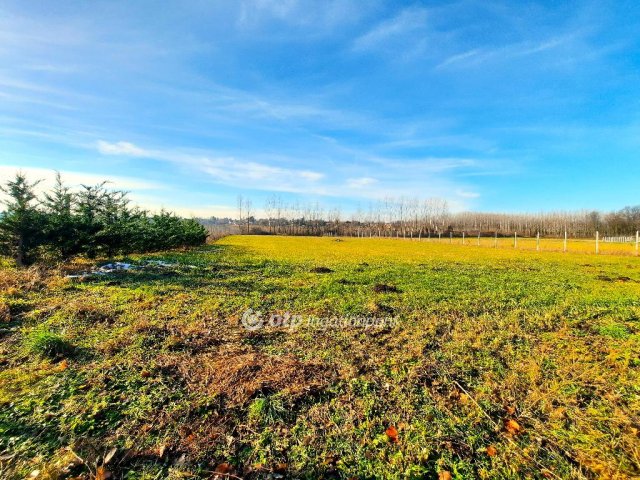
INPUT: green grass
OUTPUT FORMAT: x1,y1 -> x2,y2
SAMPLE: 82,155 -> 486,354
24,326 -> 74,359
0,236 -> 639,479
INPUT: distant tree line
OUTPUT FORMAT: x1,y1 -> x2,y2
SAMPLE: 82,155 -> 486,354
0,173 -> 207,266
209,195 -> 640,239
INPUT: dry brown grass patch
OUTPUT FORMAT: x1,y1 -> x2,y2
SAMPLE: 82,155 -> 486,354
0,301 -> 10,322
172,351 -> 335,406
0,265 -> 48,293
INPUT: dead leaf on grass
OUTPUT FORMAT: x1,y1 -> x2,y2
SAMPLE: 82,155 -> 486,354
385,425 -> 399,443
505,419 -> 522,435
95,466 -> 112,480
214,462 -> 233,474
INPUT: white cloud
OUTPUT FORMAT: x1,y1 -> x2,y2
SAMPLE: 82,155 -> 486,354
435,35 -> 579,70
237,0 -> 366,32
299,171 -> 325,182
97,140 -> 149,157
96,140 -> 326,194
347,177 -> 377,188
91,139 -> 489,206
455,189 -> 480,199
352,7 -> 429,52
0,165 -> 164,208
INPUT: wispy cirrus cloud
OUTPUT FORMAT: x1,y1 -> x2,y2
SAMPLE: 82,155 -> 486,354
96,140 -> 326,194
237,0 -> 368,33
352,6 -> 429,52
97,140 -> 149,156
435,33 -> 584,70
94,139 -> 487,207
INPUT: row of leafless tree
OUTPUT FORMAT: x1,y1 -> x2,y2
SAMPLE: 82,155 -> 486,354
205,195 -> 640,238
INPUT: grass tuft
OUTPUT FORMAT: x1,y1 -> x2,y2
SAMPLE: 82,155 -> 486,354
25,326 -> 74,358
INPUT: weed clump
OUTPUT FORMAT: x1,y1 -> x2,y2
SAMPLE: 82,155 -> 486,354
248,395 -> 288,425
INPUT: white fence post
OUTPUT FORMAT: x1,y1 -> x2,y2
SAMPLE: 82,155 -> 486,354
477,232 -> 481,246
636,230 -> 639,256
449,232 -> 452,244
596,231 -> 599,255
536,232 -> 540,252
514,232 -> 517,248
564,230 -> 567,253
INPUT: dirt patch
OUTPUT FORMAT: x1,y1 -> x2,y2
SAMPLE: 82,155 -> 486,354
373,283 -> 401,293
173,352 -> 335,406
368,302 -> 395,315
310,266 -> 333,274
596,275 -> 613,282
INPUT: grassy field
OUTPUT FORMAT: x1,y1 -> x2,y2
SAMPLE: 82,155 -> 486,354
1,236 -> 639,479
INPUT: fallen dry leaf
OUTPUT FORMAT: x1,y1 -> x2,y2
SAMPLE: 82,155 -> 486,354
214,462 -> 232,474
57,359 -> 69,371
95,466 -> 112,480
486,445 -> 498,456
385,425 -> 399,443
505,419 -> 522,435
438,471 -> 452,480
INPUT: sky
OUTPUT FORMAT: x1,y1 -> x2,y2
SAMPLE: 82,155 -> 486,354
1,0 -> 639,218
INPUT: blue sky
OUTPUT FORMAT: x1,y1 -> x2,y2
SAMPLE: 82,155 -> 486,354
1,0 -> 639,217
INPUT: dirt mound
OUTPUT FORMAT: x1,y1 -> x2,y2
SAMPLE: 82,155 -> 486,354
373,283 -> 401,293
310,266 -> 333,273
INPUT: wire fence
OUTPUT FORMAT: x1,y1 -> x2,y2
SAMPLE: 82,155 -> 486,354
349,230 -> 640,257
